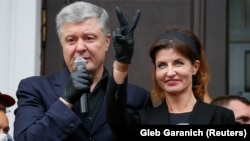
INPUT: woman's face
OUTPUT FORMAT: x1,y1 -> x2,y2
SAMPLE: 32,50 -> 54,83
155,48 -> 200,95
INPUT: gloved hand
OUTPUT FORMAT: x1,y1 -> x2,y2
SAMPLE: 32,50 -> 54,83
113,7 -> 141,64
61,69 -> 93,104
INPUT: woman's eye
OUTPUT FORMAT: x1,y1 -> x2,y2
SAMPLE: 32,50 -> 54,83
157,63 -> 166,69
175,60 -> 184,66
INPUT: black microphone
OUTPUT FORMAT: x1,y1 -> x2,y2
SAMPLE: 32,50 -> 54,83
74,57 -> 89,115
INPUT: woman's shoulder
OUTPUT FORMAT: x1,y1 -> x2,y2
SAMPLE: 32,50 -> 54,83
197,99 -> 233,112
194,100 -> 236,124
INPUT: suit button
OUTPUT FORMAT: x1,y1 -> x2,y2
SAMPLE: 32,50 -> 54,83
63,127 -> 70,133
88,116 -> 92,120
69,122 -> 75,127
89,137 -> 94,141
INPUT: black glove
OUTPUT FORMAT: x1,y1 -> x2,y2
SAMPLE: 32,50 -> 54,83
61,69 -> 93,104
113,7 -> 141,64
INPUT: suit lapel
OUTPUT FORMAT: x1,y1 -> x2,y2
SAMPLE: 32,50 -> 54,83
54,68 -> 70,97
157,102 -> 170,124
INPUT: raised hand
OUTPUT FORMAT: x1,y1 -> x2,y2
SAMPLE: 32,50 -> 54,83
113,7 -> 141,64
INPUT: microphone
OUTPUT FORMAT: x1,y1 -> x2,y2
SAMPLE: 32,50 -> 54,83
74,57 -> 89,115
74,57 -> 86,71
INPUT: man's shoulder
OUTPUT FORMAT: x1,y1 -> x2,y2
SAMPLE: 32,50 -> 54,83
126,83 -> 151,104
18,68 -> 69,87
126,83 -> 152,110
127,83 -> 149,94
21,68 -> 68,81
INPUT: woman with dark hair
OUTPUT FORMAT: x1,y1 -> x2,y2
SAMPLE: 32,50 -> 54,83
149,28 -> 211,106
107,28 -> 236,136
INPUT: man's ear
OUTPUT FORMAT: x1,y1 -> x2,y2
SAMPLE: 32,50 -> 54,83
105,34 -> 111,51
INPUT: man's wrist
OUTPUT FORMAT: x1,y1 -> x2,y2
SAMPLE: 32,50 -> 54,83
59,97 -> 73,108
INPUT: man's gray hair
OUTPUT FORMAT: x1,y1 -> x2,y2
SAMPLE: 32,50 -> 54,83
56,1 -> 110,37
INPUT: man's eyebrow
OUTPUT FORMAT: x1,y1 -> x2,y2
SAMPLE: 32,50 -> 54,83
237,116 -> 250,121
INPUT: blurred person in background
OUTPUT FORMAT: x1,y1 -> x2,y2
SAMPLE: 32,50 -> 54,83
211,95 -> 250,124
0,92 -> 15,141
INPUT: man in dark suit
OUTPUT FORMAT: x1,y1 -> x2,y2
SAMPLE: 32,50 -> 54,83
13,1 -> 150,141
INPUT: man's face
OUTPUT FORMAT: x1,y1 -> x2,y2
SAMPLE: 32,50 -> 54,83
0,111 -> 9,134
228,100 -> 250,124
60,18 -> 111,74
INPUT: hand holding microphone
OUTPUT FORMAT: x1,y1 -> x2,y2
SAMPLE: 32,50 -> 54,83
61,57 -> 92,114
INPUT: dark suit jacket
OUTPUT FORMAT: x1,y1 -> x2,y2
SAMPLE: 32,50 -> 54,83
14,68 -> 151,141
138,100 -> 236,124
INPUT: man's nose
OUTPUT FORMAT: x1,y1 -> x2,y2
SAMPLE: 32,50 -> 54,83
76,40 -> 87,51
